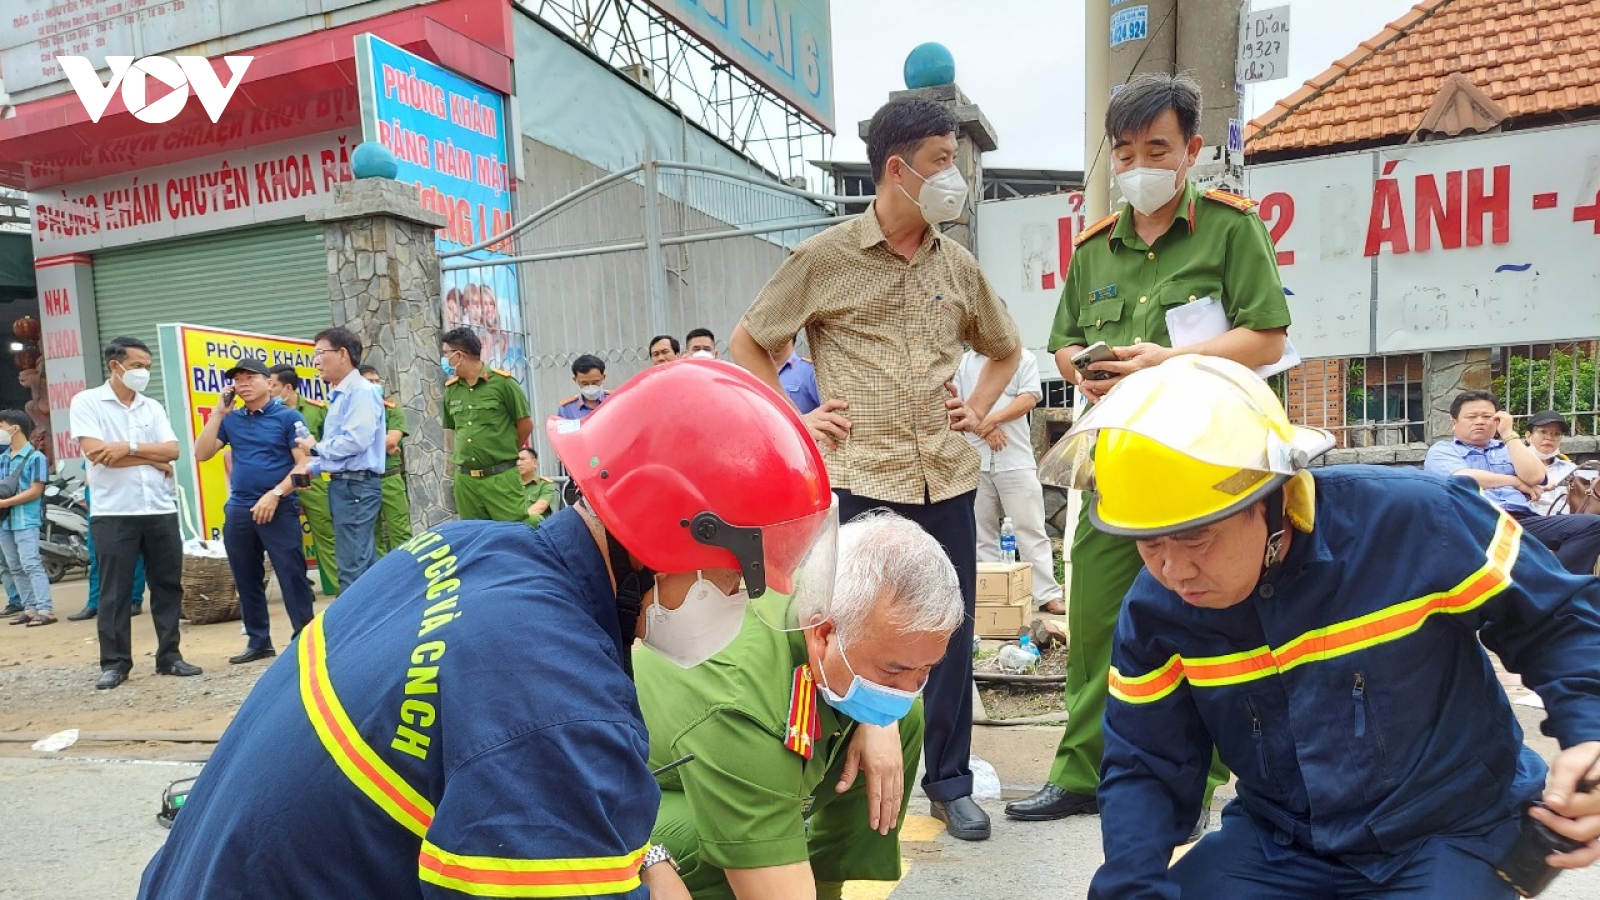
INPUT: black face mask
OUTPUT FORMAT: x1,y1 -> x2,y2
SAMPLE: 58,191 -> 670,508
605,527 -> 654,680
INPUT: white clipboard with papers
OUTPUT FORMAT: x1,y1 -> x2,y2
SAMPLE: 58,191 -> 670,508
1165,296 -> 1301,378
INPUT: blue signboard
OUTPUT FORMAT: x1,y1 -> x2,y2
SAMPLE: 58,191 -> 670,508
1110,6 -> 1149,47
355,34 -> 525,378
648,0 -> 834,133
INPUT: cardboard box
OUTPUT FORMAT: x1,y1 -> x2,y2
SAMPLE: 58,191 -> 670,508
976,562 -> 1033,605
975,602 -> 1028,640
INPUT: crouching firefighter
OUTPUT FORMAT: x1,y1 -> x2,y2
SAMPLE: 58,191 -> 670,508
139,359 -> 840,899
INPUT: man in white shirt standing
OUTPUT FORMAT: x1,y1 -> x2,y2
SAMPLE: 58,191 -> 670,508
955,349 -> 1065,615
68,336 -> 200,690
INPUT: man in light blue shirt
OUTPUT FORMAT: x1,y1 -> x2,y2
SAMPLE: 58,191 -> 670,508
294,328 -> 386,591
1425,389 -> 1600,576
773,337 -> 821,415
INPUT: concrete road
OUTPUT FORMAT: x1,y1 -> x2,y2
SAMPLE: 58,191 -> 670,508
5,723 -> 1598,899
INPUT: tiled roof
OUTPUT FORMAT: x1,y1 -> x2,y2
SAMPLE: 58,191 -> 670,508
1247,0 -> 1600,154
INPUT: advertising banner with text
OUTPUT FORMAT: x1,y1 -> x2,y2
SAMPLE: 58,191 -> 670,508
1247,120 -> 1600,357
975,191 -> 1089,379
356,33 -> 525,381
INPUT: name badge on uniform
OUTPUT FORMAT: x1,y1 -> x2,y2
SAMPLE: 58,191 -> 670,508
1089,285 -> 1118,303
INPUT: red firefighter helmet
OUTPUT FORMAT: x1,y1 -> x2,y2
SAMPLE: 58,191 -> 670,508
547,359 -> 836,612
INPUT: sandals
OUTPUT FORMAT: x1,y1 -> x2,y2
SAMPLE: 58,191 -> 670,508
9,612 -> 31,625
25,613 -> 56,627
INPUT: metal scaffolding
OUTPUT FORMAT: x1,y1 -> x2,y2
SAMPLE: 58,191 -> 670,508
520,0 -> 834,189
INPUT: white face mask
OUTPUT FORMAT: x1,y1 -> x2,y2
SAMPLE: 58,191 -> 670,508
579,384 -> 605,402
1114,165 -> 1185,217
117,365 -> 151,394
896,157 -> 968,225
642,571 -> 749,668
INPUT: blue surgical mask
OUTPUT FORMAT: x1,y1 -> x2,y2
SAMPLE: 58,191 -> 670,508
372,384 -> 384,400
441,355 -> 456,377
816,639 -> 920,727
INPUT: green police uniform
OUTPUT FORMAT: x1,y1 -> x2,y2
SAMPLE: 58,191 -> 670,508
1043,183 -> 1292,803
639,594 -> 922,900
521,477 -> 558,529
374,399 -> 413,555
443,367 -> 531,522
295,398 -> 339,597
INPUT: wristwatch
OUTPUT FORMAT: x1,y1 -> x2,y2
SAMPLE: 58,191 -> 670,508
271,487 -> 285,498
129,441 -> 139,455
640,843 -> 677,872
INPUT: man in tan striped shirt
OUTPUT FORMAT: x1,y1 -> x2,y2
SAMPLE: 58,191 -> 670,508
732,96 -> 1022,848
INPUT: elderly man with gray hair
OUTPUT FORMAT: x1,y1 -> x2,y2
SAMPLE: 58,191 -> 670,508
636,511 -> 963,900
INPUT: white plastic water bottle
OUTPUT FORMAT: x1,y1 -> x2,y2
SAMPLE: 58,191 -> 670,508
292,420 -> 311,447
999,516 -> 1017,564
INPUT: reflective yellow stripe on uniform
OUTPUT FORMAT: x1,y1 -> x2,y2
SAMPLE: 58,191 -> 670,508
419,841 -> 647,898
299,615 -> 649,896
299,615 -> 437,836
1109,513 -> 1522,705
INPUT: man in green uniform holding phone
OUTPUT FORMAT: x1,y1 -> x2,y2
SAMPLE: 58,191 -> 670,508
1005,72 -> 1292,836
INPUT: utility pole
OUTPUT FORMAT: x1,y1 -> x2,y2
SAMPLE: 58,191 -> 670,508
1097,0 -> 1247,196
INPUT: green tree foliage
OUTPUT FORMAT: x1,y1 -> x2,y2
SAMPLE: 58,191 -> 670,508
1494,348 -> 1599,435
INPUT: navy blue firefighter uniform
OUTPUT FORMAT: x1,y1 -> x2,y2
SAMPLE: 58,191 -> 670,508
1093,468 -> 1600,899
140,512 -> 655,899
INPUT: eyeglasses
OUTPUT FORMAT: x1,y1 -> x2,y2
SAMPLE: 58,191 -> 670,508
312,349 -> 338,360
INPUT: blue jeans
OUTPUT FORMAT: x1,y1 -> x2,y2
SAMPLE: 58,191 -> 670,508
0,528 -> 52,614
0,557 -> 21,608
222,501 -> 316,650
327,473 -> 382,592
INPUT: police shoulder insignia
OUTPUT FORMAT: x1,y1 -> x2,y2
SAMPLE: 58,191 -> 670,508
444,376 -> 460,386
1075,211 -> 1120,247
383,399 -> 397,408
558,394 -> 578,406
306,398 -> 328,408
785,665 -> 822,760
1202,189 -> 1258,212
492,368 -> 512,378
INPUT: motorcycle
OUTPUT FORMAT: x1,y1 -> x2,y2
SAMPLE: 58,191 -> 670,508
41,471 -> 89,584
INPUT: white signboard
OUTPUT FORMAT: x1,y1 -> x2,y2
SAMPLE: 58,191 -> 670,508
1237,5 -> 1290,84
975,192 -> 1089,379
28,128 -> 359,254
1246,120 -> 1600,357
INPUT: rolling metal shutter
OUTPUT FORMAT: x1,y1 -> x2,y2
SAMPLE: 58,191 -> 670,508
92,221 -> 331,406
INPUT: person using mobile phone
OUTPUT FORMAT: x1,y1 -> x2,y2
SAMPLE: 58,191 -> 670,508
193,358 -> 315,666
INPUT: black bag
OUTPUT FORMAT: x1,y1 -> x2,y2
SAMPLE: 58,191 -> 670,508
0,446 -> 35,501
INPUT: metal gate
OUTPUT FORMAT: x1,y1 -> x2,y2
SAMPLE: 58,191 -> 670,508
441,160 -> 857,454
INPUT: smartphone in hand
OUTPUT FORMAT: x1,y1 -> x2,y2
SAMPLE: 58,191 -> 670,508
1072,341 -> 1119,381
220,387 -> 238,407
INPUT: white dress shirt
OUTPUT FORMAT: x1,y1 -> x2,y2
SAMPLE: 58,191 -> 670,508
955,350 -> 1044,473
68,382 -> 179,516
1532,455 -> 1580,516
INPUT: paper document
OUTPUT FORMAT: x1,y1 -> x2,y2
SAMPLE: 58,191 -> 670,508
1165,296 -> 1301,378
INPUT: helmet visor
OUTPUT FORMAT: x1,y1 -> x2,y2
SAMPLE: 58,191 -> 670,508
692,495 -> 838,631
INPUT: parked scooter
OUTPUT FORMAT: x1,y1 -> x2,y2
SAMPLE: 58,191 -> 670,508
40,467 -> 89,583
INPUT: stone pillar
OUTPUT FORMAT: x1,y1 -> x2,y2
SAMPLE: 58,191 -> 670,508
307,178 -> 453,530
859,82 -> 998,253
1424,348 -> 1493,444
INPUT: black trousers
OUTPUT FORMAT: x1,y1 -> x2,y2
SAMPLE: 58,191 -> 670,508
1517,511 -> 1600,576
837,488 -> 977,802
93,514 -> 185,674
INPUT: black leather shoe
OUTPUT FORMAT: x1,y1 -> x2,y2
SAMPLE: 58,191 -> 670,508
229,646 -> 276,665
156,659 -> 203,677
1,603 -> 22,616
132,607 -> 144,616
96,669 -> 126,690
929,795 -> 991,841
1004,784 -> 1099,821
1183,807 -> 1212,845
66,606 -> 96,621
